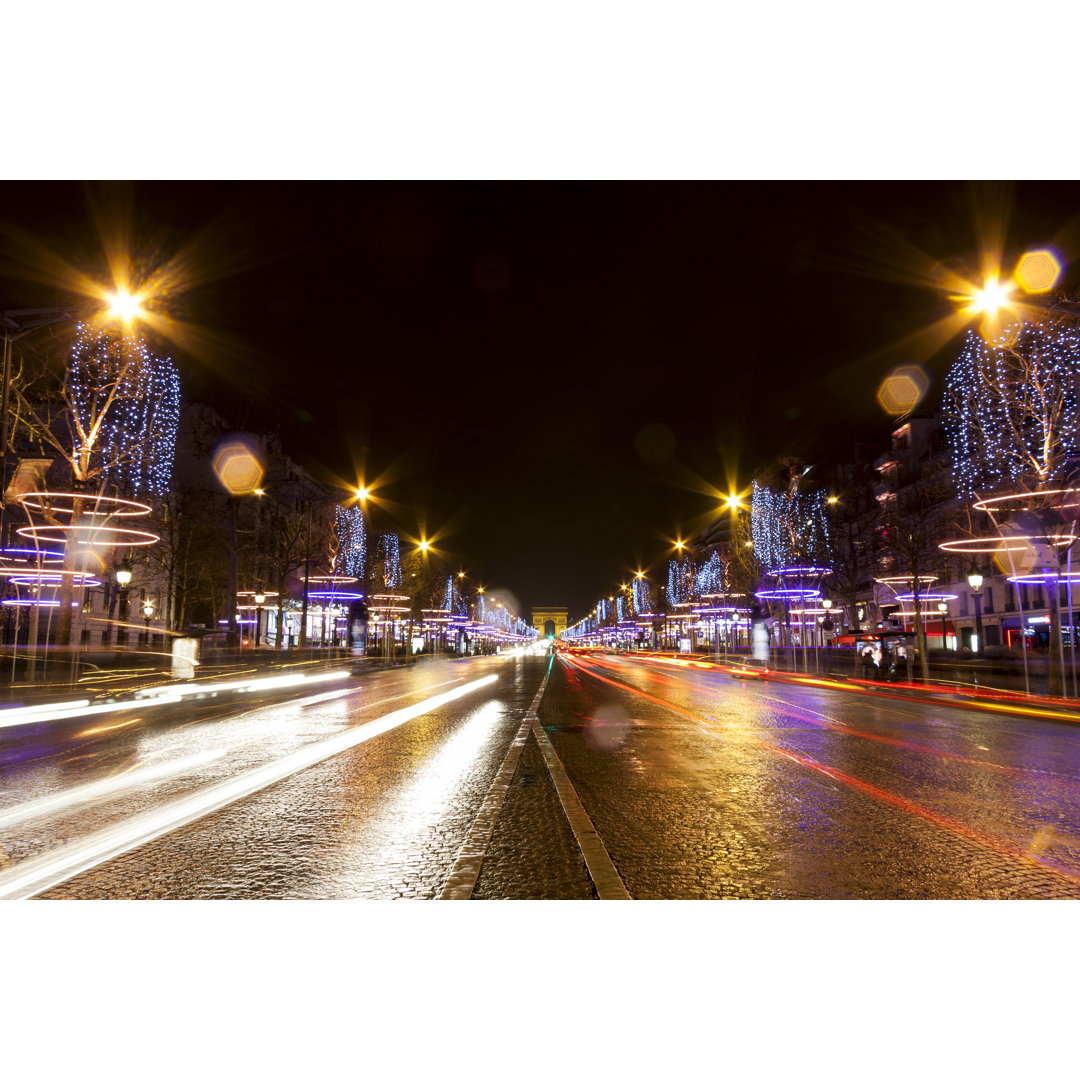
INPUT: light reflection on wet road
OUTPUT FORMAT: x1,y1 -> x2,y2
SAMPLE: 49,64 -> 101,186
2,648 -> 1080,898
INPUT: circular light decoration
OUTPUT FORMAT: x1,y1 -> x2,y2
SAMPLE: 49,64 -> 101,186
939,534 -> 1077,554
16,524 -> 160,546
768,566 -> 833,577
755,587 -> 821,600
875,574 -> 938,586
13,492 -> 152,518
2,598 -> 62,607
371,593 -> 411,615
1006,572 -> 1080,584
893,592 -> 959,602
971,488 -> 1080,514
307,590 -> 364,601
237,590 -> 280,599
4,571 -> 102,586
305,575 -> 359,585
0,547 -> 64,563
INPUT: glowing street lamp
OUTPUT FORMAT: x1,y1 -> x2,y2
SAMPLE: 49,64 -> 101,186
105,288 -> 146,323
253,585 -> 267,647
937,601 -> 949,651
966,568 -> 984,657
966,277 -> 1012,316
114,559 -> 133,628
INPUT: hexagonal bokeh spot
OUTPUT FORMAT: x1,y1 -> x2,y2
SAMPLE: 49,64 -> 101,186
994,539 -> 1039,577
213,437 -> 265,495
877,364 -> 929,416
1015,249 -> 1062,295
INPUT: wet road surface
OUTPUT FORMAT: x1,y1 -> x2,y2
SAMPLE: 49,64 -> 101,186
2,646 -> 1080,899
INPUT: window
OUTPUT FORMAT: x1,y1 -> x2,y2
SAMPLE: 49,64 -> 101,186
984,587 -> 994,614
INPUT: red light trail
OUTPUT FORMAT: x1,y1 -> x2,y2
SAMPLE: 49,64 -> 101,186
560,655 -> 1080,886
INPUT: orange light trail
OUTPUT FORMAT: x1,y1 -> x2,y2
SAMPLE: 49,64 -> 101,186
79,717 -> 143,737
615,651 -> 1080,727
589,655 -> 1026,774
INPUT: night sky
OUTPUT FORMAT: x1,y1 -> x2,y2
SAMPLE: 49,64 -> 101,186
3,181 -> 1080,619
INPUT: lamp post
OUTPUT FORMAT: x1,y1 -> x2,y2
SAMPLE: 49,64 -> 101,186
821,598 -> 834,666
937,601 -> 948,651
967,569 -> 984,657
254,585 -> 266,646
142,598 -> 154,647
115,560 -> 132,643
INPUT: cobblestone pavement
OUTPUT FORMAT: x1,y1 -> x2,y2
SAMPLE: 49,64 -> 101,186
4,647 -> 1080,898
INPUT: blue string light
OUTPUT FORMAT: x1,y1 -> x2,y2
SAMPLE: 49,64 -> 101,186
333,504 -> 367,578
632,577 -> 653,615
751,479 -> 833,571
373,534 -> 402,591
69,322 -> 181,495
694,550 -> 727,598
943,323 -> 1080,499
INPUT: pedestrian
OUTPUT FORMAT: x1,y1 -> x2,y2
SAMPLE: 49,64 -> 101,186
885,645 -> 898,682
861,647 -> 875,680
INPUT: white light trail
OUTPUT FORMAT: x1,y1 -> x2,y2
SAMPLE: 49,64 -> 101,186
0,695 -> 181,731
0,749 -> 228,830
0,669 -> 349,731
136,669 -> 349,700
0,673 -> 498,900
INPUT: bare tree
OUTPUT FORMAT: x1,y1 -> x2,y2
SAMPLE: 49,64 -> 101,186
7,322 -> 179,649
877,450 -> 959,682
825,458 -> 883,641
942,318 -> 1080,693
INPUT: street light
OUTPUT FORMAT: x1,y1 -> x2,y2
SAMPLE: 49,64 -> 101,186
115,559 -> 133,633
967,568 -> 984,657
142,598 -> 154,645
937,601 -> 949,651
254,585 -> 266,647
106,288 -> 146,322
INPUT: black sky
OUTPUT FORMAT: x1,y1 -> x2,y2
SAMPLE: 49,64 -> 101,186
3,181 -> 1080,619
